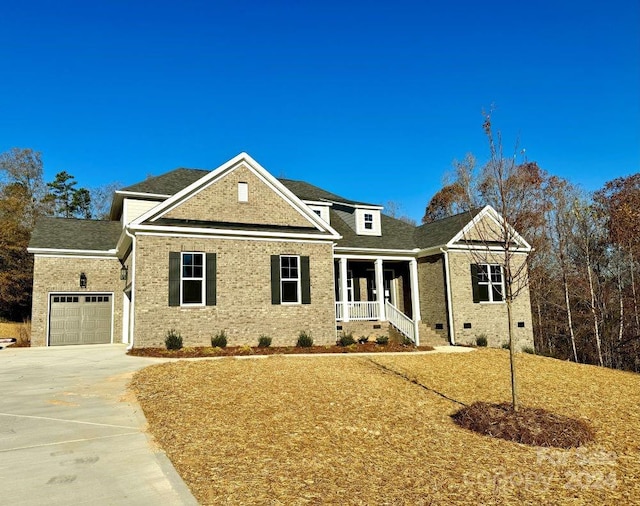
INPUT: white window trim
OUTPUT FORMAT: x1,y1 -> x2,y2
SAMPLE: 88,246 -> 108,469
280,255 -> 301,305
180,252 -> 206,306
478,263 -> 505,304
355,208 -> 381,236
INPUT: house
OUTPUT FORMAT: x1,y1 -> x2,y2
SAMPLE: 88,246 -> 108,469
27,153 -> 534,350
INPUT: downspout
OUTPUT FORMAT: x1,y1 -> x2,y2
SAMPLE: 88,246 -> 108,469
440,248 -> 456,345
124,225 -> 136,350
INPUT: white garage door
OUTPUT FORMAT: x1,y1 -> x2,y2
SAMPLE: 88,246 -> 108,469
49,294 -> 113,346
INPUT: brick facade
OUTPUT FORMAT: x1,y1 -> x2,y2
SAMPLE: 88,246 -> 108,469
31,256 -> 123,347
447,251 -> 534,350
417,255 -> 449,339
163,163 -> 313,228
132,235 -> 336,348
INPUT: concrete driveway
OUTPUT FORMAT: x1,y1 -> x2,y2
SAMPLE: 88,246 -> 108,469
0,344 -> 198,505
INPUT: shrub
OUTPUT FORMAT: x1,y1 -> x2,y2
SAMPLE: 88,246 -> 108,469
358,335 -> 369,344
165,329 -> 183,350
522,346 -> 536,355
337,331 -> 356,346
402,336 -> 414,346
211,330 -> 228,348
375,335 -> 389,345
475,334 -> 488,347
258,335 -> 272,348
296,331 -> 313,348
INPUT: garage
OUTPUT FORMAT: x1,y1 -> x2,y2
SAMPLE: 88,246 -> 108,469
49,294 -> 113,346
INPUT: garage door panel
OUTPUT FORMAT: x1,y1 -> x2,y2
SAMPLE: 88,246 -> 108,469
49,294 -> 112,346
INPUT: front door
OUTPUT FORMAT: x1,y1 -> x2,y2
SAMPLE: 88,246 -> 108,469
366,268 -> 395,304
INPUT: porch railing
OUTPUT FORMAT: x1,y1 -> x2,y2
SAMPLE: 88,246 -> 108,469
385,301 -> 416,344
335,301 -> 380,321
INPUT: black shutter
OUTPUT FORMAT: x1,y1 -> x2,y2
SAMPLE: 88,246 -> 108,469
300,256 -> 311,304
470,264 -> 480,303
169,252 -> 180,306
271,255 -> 281,304
206,253 -> 217,306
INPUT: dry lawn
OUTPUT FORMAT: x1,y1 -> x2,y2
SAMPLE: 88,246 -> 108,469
0,321 -> 30,346
131,349 -> 640,505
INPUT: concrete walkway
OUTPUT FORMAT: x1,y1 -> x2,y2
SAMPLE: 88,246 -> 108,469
0,344 -> 197,506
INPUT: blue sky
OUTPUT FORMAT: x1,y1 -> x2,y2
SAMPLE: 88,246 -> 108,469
1,0 -> 638,221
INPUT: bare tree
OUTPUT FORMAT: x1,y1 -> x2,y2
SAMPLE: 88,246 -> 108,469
460,112 -> 545,411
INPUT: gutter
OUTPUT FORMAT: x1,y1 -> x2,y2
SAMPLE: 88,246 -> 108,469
440,248 -> 456,345
124,225 -> 136,350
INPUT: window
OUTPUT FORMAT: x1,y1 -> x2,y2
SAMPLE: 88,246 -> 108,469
169,252 -> 216,307
471,264 -> 504,303
271,255 -> 311,305
313,209 -> 322,217
238,182 -> 248,202
364,213 -> 373,230
280,255 -> 300,303
181,252 -> 205,305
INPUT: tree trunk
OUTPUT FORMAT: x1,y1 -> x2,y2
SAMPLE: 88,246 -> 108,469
563,267 -> 578,362
585,244 -> 603,366
629,248 -> 639,334
507,301 -> 518,412
618,269 -> 624,341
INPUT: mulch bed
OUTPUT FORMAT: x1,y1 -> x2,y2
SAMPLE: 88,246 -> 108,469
452,401 -> 595,448
128,342 -> 434,358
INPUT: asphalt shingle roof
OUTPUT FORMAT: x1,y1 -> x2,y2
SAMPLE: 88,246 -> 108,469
278,178 -> 378,207
37,165 -> 479,253
413,208 -> 482,250
120,168 -> 209,195
29,217 -> 122,251
331,211 -> 418,250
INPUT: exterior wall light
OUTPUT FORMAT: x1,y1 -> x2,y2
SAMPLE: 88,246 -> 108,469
120,265 -> 128,281
80,272 -> 87,288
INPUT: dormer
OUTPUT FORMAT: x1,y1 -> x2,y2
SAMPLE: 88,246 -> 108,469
355,207 -> 382,236
304,201 -> 332,225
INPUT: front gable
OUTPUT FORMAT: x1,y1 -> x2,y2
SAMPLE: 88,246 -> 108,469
448,206 -> 531,251
132,153 -> 340,239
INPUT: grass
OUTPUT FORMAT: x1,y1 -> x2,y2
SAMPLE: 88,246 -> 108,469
131,349 -> 640,505
0,321 -> 30,346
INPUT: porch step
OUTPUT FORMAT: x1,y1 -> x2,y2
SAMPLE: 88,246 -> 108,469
418,322 -> 450,347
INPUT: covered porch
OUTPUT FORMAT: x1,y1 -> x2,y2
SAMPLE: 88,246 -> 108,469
334,255 -> 421,344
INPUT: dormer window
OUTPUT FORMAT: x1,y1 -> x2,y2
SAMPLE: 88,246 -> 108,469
355,208 -> 381,236
307,204 -> 331,224
364,213 -> 373,230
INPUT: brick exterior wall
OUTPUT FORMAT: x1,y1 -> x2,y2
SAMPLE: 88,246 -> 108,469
30,256 -> 124,346
132,235 -> 336,348
417,255 -> 449,339
163,163 -> 313,228
447,251 -> 534,350
337,321 -> 390,342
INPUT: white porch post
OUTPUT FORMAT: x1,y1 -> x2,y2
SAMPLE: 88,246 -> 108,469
340,257 -> 349,322
410,258 -> 421,346
375,258 -> 385,321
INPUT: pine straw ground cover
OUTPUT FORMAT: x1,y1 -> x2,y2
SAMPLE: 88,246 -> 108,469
128,342 -> 433,358
130,349 -> 640,505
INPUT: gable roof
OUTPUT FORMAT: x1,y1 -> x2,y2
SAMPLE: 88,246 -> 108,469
278,179 -> 379,207
28,217 -> 121,253
130,153 -> 341,240
414,208 -> 483,250
119,168 -> 209,196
